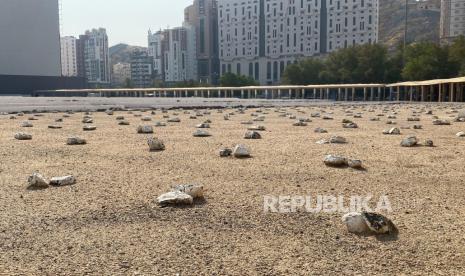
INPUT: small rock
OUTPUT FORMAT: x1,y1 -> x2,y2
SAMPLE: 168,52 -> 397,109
314,127 -> 328,133
137,125 -> 153,134
348,159 -> 363,169
118,120 -> 130,125
248,125 -> 266,131
141,116 -> 152,121
83,125 -> 97,131
154,122 -> 167,127
343,212 -> 395,235
50,175 -> 76,186
324,155 -> 348,167
219,148 -> 232,157
342,212 -> 370,234
343,122 -> 358,129
172,184 -> 204,199
383,127 -> 400,135
196,123 -> 210,128
157,191 -> 193,206
413,125 -> 422,129
400,135 -> 418,147
432,119 -> 450,125
342,119 -> 353,124
66,137 -> 87,145
147,137 -> 165,151
362,212 -> 395,234
329,136 -> 347,144
244,131 -> 261,139
456,131 -> 465,137
424,139 -> 434,147
167,117 -> 181,123
27,172 -> 49,189
48,125 -> 62,129
233,144 -> 251,158
293,121 -> 307,126
14,132 -> 32,140
20,121 -> 33,127
193,129 -> 211,137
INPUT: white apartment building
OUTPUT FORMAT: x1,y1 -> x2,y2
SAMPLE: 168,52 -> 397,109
112,62 -> 131,87
218,0 -> 379,85
441,0 -> 465,43
162,24 -> 198,83
148,30 -> 164,80
82,28 -> 111,87
60,36 -> 78,77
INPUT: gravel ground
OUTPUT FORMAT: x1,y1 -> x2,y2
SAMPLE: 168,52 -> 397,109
0,96 -> 333,113
0,102 -> 464,275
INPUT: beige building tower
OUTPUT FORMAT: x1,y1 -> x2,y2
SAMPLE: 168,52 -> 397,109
440,0 -> 465,43
218,0 -> 379,85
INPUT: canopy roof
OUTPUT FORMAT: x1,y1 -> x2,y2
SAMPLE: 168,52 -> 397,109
387,76 -> 465,87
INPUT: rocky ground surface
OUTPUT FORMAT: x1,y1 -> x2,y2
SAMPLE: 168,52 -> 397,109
0,96 -> 330,113
0,102 -> 464,275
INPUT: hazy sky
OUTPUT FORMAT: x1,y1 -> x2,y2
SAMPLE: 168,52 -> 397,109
61,0 -> 192,47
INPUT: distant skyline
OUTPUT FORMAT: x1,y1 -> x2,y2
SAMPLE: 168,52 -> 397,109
61,0 -> 192,47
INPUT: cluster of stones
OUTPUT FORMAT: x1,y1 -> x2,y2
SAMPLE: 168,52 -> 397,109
157,184 -> 204,206
400,135 -> 433,147
342,212 -> 396,235
27,172 -> 76,189
324,155 -> 362,169
220,144 -> 251,158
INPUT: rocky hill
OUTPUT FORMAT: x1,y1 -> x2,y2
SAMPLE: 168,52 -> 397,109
109,43 -> 147,67
379,0 -> 441,50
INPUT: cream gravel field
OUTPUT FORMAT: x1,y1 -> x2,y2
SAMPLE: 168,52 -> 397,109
0,103 -> 464,275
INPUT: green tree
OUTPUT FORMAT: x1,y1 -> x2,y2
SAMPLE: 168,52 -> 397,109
220,73 -> 258,87
449,36 -> 465,76
282,58 -> 325,85
402,42 -> 453,81
353,44 -> 388,83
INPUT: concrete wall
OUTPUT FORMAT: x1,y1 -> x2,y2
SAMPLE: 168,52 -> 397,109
0,0 -> 61,77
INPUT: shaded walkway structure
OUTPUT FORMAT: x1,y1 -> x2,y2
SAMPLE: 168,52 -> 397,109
35,76 -> 465,102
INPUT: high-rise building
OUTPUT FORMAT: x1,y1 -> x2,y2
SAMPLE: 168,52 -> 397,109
81,28 -> 111,87
130,49 -> 153,88
184,0 -> 220,85
440,0 -> 465,43
76,35 -> 88,78
60,36 -> 78,77
112,63 -> 131,87
148,30 -> 165,81
162,25 -> 198,83
0,0 -> 85,94
218,0 -> 379,85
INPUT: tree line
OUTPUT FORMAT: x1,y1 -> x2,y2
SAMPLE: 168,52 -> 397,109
282,37 -> 465,85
